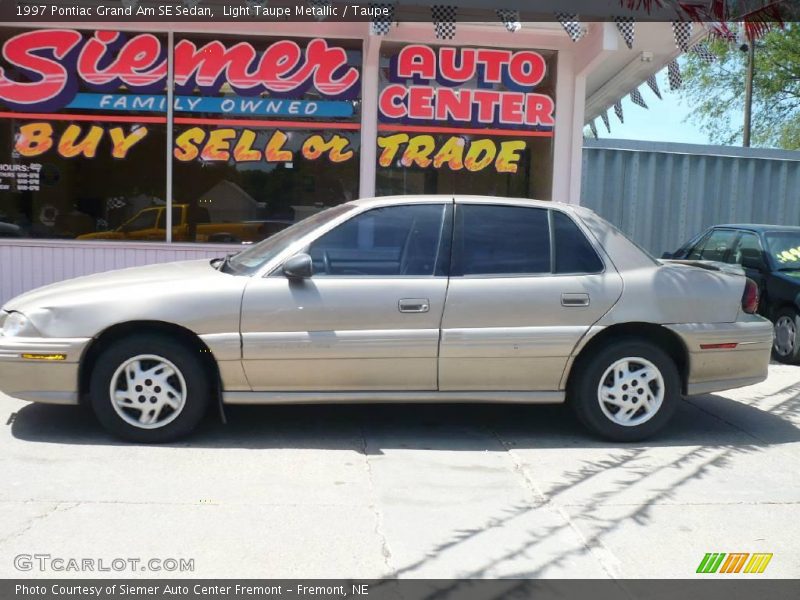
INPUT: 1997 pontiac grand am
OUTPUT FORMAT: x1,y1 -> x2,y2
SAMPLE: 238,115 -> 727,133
0,196 -> 773,442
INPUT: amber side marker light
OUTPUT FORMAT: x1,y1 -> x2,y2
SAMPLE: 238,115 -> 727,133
699,343 -> 739,350
22,353 -> 67,361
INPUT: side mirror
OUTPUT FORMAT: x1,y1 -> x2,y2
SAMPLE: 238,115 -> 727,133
282,253 -> 313,279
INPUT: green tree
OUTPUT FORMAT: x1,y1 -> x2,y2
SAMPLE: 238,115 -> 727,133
680,25 -> 800,149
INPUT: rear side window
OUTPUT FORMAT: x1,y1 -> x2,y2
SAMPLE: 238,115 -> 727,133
455,204 -> 550,276
689,229 -> 738,262
553,211 -> 604,274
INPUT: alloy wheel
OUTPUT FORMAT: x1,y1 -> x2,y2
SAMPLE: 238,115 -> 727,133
774,316 -> 796,357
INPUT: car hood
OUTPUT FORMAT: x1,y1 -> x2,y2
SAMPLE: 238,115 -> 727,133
3,259 -> 248,338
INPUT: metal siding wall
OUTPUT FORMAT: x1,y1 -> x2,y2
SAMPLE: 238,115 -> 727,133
581,140 -> 800,257
0,241 -> 238,306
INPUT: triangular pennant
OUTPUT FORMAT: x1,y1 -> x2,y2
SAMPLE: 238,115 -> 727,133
614,100 -> 624,124
630,88 -> 648,109
369,2 -> 395,36
668,60 -> 682,91
615,17 -> 635,49
600,110 -> 611,133
672,21 -> 693,51
691,43 -> 717,63
555,12 -> 585,42
432,5 -> 457,40
646,74 -> 662,100
589,121 -> 598,139
496,9 -> 521,33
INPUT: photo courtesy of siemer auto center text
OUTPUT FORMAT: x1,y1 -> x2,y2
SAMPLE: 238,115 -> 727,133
0,0 -> 798,598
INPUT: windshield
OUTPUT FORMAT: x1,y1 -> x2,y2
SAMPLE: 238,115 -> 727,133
226,204 -> 354,275
766,231 -> 800,270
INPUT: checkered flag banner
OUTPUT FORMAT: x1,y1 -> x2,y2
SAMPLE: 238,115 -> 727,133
668,60 -> 682,90
555,13 -> 585,43
630,88 -> 648,109
432,5 -> 457,40
600,110 -> 611,133
646,74 -> 662,100
614,100 -> 624,124
370,3 -> 395,36
307,0 -> 331,21
615,17 -> 635,49
691,43 -> 717,63
496,9 -> 521,33
672,21 -> 693,51
589,120 -> 598,139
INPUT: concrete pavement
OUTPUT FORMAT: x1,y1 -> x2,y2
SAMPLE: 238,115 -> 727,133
1,365 -> 799,579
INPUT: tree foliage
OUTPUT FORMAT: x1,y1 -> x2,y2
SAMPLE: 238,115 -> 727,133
680,25 -> 800,149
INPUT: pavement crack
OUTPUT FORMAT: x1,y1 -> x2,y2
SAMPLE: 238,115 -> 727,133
0,501 -> 79,546
358,423 -> 394,577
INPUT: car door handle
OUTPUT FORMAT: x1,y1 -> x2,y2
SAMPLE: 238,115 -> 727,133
561,293 -> 590,307
398,298 -> 430,313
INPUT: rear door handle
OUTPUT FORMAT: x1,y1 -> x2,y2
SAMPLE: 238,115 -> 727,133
561,293 -> 590,307
399,298 -> 430,313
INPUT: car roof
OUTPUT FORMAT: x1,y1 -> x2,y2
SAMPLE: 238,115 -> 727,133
713,224 -> 800,233
349,195 -> 577,212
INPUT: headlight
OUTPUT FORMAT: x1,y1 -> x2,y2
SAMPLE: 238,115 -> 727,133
1,312 -> 32,337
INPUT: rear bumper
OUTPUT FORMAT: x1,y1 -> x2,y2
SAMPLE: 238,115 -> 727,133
0,336 -> 89,404
667,315 -> 773,396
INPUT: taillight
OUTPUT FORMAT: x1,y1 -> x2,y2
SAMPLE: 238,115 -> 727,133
742,278 -> 759,314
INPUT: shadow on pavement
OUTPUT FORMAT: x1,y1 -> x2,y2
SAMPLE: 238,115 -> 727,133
8,388 -> 800,450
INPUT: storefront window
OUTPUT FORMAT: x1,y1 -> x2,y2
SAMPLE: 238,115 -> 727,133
375,43 -> 556,200
170,34 -> 362,243
0,27 -> 168,240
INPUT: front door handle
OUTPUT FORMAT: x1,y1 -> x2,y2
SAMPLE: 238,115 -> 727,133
561,293 -> 590,307
399,298 -> 430,313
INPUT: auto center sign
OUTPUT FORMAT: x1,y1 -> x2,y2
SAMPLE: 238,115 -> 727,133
379,45 -> 555,128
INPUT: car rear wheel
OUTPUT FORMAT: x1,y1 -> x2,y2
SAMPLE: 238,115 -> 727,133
88,334 -> 211,442
570,339 -> 680,442
772,308 -> 800,364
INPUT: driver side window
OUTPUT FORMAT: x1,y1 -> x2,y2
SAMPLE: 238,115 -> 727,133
308,204 -> 448,277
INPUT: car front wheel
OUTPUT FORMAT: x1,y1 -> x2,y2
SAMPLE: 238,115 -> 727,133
88,334 -> 211,442
570,339 -> 680,442
772,308 -> 800,364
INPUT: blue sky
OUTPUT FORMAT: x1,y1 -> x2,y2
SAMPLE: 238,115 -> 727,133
592,70 -> 712,145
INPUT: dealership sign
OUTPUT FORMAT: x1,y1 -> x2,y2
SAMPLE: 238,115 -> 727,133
0,29 -> 360,113
379,45 -> 555,129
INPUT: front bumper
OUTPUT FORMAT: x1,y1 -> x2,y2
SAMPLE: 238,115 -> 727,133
667,315 -> 774,396
0,336 -> 90,404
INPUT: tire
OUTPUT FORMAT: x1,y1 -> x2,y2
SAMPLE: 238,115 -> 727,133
88,334 -> 211,442
569,338 -> 681,442
772,307 -> 800,364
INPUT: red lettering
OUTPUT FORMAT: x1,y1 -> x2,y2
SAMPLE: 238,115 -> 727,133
396,45 -> 436,80
438,48 -> 475,83
78,31 -> 165,88
435,88 -> 472,122
476,49 -> 511,83
303,38 -> 359,97
471,90 -> 501,123
508,51 -> 546,87
379,84 -> 407,119
407,86 -> 435,120
525,93 -> 555,127
499,92 -> 525,125
0,29 -> 82,107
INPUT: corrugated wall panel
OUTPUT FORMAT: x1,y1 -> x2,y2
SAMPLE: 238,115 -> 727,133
582,139 -> 800,257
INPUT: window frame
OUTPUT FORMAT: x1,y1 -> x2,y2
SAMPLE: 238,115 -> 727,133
450,203 -> 606,279
693,228 -> 740,263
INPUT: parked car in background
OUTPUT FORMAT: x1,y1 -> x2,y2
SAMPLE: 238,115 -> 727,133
0,221 -> 22,237
1,197 -> 773,443
665,224 -> 800,364
76,204 -> 284,243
